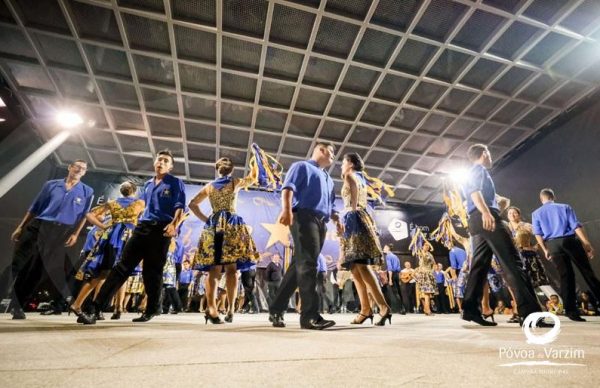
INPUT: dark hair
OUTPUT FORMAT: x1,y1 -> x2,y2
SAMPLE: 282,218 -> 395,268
467,143 -> 488,162
540,188 -> 555,200
119,181 -> 136,197
343,153 -> 364,171
215,157 -> 234,175
157,149 -> 174,163
315,141 -> 335,153
70,159 -> 87,166
507,206 -> 521,215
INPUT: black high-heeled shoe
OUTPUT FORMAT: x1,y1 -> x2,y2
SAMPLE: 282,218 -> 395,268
224,312 -> 233,323
68,305 -> 82,317
110,311 -> 121,320
204,313 -> 224,325
350,312 -> 374,325
374,311 -> 392,326
483,312 -> 495,323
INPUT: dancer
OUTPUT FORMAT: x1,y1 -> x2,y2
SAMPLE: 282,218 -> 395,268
337,153 -> 392,326
507,206 -> 550,288
414,244 -> 437,316
8,159 -> 94,319
532,188 -> 600,322
71,182 -> 144,321
269,142 -> 341,330
79,150 -> 186,324
188,157 -> 261,324
461,144 -> 549,327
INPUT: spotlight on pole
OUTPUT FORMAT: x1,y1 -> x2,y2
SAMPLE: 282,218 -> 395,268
56,110 -> 84,129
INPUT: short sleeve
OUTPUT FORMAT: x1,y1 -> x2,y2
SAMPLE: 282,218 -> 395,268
173,178 -> 186,210
282,162 -> 307,193
531,211 -> 543,236
463,165 -> 485,197
29,181 -> 52,215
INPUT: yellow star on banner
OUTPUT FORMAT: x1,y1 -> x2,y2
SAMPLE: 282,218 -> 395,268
261,222 -> 291,248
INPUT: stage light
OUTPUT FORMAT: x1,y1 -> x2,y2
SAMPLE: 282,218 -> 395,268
0,118 -> 5,122
448,168 -> 470,183
56,110 -> 84,129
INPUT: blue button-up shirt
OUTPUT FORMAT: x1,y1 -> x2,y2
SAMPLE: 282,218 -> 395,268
385,253 -> 401,272
532,201 -> 581,241
140,174 -> 186,222
449,247 -> 467,269
29,179 -> 94,226
317,254 -> 327,273
433,270 -> 445,284
282,160 -> 336,221
462,164 -> 498,214
179,269 -> 194,284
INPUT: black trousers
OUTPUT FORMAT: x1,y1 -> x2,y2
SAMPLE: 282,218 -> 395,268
400,282 -> 415,312
162,286 -> 182,312
241,269 -> 259,312
389,272 -> 405,313
316,271 -> 327,312
269,210 -> 326,321
266,279 -> 281,305
178,283 -> 190,308
94,221 -> 171,315
10,219 -> 73,311
547,235 -> 600,314
464,209 -> 540,317
435,283 -> 450,313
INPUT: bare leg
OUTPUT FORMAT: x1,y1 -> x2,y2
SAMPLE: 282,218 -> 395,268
205,267 -> 221,317
114,284 -> 126,313
71,279 -> 100,312
423,294 -> 432,315
456,298 -> 463,313
224,264 -> 238,316
507,286 -> 518,315
350,266 -> 371,317
481,282 -> 494,316
123,294 -> 132,312
356,265 -> 390,316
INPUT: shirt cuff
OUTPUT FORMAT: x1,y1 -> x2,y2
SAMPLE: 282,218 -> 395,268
282,183 -> 296,192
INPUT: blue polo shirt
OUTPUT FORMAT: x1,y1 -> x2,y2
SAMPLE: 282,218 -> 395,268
282,160 -> 337,221
29,179 -> 94,226
179,269 -> 193,284
532,201 -> 581,240
140,174 -> 186,223
449,247 -> 467,269
385,253 -> 401,272
317,254 -> 327,273
462,164 -> 498,214
434,270 -> 445,284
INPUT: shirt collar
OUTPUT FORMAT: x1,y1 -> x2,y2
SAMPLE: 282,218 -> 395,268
307,159 -> 320,168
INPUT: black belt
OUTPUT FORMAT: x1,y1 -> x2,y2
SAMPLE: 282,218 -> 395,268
546,234 -> 576,241
293,208 -> 328,222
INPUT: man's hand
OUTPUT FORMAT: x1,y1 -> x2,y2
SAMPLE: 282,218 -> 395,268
583,242 -> 595,259
163,223 -> 177,237
64,234 -> 78,247
11,227 -> 23,242
277,209 -> 293,226
482,211 -> 496,231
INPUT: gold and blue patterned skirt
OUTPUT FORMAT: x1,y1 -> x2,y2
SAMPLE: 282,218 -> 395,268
340,209 -> 382,269
194,210 -> 259,269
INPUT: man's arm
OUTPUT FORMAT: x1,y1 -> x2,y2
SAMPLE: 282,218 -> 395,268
471,191 -> 495,231
278,188 -> 294,226
11,212 -> 36,242
534,234 -> 550,260
575,227 -> 594,259
164,208 -> 185,238
65,216 -> 89,247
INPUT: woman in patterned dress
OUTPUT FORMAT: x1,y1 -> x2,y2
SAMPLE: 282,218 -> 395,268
414,244 -> 437,316
188,157 -> 260,324
71,181 -> 144,321
338,153 -> 391,326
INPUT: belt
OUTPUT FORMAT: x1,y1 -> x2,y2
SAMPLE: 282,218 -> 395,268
293,208 -> 328,222
140,220 -> 170,226
546,234 -> 576,241
38,219 -> 71,227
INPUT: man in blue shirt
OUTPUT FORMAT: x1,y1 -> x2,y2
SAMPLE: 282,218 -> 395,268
80,150 -> 185,324
383,245 -> 406,314
7,159 -> 93,319
461,144 -> 547,327
449,246 -> 467,277
433,263 -> 450,314
178,260 -> 194,311
532,188 -> 599,322
240,262 -> 259,314
269,142 -> 342,330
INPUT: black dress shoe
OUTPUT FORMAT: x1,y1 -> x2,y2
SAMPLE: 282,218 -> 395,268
462,311 -> 498,326
110,312 -> 121,320
300,317 -> 336,330
40,309 -> 62,316
567,314 -> 586,322
269,313 -> 285,328
132,313 -> 156,323
95,310 -> 105,321
518,317 -> 556,327
12,309 -> 26,320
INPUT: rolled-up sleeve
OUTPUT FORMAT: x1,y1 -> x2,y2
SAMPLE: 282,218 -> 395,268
464,165 -> 484,197
173,179 -> 186,210
282,162 -> 306,193
566,205 -> 582,230
532,211 -> 543,236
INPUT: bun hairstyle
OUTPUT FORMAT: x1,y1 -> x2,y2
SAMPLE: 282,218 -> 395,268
119,181 -> 137,197
343,153 -> 365,172
507,206 -> 521,215
215,157 -> 234,175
